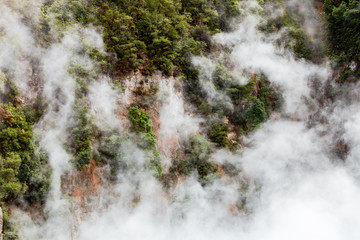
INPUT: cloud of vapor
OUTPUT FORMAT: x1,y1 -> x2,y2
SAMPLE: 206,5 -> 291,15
285,0 -> 323,41
157,77 -> 203,168
9,0 -> 360,240
190,0 -> 329,116
3,0 -> 45,23
88,76 -> 123,131
0,2 -> 39,96
191,56 -> 234,111
213,4 -> 329,115
13,24 -> 107,240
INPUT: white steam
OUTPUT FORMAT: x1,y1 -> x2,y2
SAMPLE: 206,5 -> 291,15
15,26 -> 106,239
6,0 -> 360,240
157,77 -> 203,168
0,2 -> 39,94
213,3 -> 329,114
88,77 -> 122,131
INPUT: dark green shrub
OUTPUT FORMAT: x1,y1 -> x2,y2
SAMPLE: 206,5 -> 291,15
325,0 -> 360,65
128,106 -> 162,177
70,106 -> 94,168
212,65 -> 233,89
245,98 -> 267,129
0,154 -> 25,201
0,104 -> 50,204
99,134 -> 129,179
208,123 -> 229,147
128,106 -> 158,149
174,135 -> 218,180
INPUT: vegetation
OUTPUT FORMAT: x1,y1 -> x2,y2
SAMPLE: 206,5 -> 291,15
3,0 -> 352,236
0,103 -> 50,203
0,72 -> 51,239
70,105 -> 94,168
324,0 -> 360,81
93,0 -> 244,75
128,106 -> 162,177
259,10 -> 321,61
208,123 -> 230,147
324,0 -> 360,63
38,0 -> 244,76
170,135 -> 218,183
129,106 -> 157,149
99,134 -> 128,179
185,61 -> 280,145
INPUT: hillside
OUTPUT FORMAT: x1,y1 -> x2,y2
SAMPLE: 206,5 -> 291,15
0,0 -> 360,239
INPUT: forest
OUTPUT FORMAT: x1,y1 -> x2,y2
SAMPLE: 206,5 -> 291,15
0,0 -> 359,239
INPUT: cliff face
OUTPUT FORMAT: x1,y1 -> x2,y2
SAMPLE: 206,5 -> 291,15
2,0 -> 360,239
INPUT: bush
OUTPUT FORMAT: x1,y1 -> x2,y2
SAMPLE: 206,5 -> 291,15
173,135 -> 218,180
325,0 -> 360,64
128,106 -> 162,177
0,104 -> 50,204
128,106 -> 158,150
208,123 -> 229,147
212,65 -> 233,89
99,134 -> 129,179
70,106 -> 94,168
0,154 -> 25,201
245,98 -> 267,129
129,106 -> 154,134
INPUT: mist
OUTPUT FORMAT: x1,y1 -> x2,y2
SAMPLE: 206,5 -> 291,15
2,0 -> 360,239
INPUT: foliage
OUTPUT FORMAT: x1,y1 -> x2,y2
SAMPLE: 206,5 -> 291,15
245,97 -> 267,129
2,206 -> 19,240
324,0 -> 360,72
0,104 -> 50,204
212,65 -> 233,89
39,0 -> 243,75
0,103 -> 32,157
172,135 -> 218,181
68,64 -> 97,99
70,105 -> 94,168
0,154 -> 25,201
259,11 -> 316,60
129,106 -> 154,135
208,123 -> 229,147
99,134 -> 129,179
128,106 -> 162,177
185,65 -> 278,137
21,151 -> 51,204
0,72 -> 20,107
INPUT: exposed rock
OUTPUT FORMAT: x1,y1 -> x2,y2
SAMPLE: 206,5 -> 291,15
61,159 -> 107,238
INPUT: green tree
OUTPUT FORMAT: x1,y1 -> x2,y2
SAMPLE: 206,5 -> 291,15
71,106 -> 94,168
245,98 -> 267,129
0,153 -> 25,201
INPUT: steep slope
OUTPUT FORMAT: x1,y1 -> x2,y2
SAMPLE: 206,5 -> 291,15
0,0 -> 360,240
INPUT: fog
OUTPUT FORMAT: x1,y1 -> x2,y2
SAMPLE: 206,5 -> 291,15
2,0 -> 360,239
